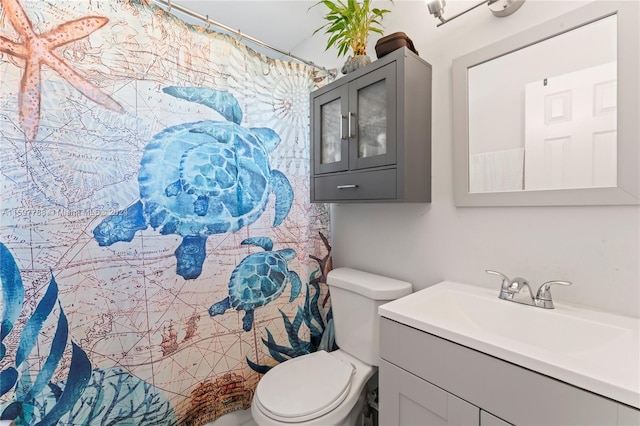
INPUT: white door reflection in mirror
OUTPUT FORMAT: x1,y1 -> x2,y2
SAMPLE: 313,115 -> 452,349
524,62 -> 617,190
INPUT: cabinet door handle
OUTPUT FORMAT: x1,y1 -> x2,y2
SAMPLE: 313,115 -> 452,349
336,184 -> 358,189
348,112 -> 356,138
340,114 -> 347,140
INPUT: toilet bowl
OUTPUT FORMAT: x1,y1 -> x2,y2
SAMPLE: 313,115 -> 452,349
251,350 -> 375,426
250,268 -> 412,426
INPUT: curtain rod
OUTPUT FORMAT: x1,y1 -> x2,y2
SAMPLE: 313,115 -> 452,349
151,0 -> 328,72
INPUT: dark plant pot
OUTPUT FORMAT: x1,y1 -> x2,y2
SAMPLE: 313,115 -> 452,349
341,54 -> 372,74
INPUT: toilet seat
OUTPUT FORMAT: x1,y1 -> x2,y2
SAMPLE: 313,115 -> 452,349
255,350 -> 355,422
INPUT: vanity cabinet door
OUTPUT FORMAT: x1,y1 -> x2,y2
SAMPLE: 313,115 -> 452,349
618,405 -> 640,425
481,411 -> 512,426
380,359 -> 479,426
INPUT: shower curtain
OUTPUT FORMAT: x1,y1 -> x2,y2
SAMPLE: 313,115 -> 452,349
0,0 -> 333,424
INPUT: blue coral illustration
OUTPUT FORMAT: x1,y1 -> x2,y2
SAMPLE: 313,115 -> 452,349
93,87 -> 294,279
0,242 -> 176,425
209,237 -> 302,332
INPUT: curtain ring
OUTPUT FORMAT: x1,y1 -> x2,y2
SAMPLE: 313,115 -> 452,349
167,0 -> 172,12
205,14 -> 210,30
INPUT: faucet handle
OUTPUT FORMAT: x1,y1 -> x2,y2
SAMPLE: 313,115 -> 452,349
486,270 -> 511,288
535,280 -> 572,309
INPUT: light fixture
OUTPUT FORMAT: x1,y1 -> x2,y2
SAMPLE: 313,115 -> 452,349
426,0 -> 525,27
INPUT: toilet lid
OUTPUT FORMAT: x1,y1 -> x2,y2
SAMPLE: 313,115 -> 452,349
256,350 -> 355,421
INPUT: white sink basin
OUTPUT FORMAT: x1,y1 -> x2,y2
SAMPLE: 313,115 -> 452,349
378,281 -> 640,408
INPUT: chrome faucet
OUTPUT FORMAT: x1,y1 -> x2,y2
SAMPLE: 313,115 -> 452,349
486,270 -> 572,309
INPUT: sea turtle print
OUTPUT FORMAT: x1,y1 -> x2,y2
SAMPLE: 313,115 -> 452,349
209,237 -> 302,332
92,87 -> 294,280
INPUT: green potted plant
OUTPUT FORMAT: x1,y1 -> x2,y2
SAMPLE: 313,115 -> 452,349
312,0 -> 393,73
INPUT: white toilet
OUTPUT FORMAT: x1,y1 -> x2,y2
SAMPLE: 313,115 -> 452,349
251,267 -> 412,426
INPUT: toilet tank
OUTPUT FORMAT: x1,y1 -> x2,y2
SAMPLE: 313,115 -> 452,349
327,268 -> 412,366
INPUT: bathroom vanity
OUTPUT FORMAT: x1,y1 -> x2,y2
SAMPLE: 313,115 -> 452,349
378,281 -> 640,425
309,47 -> 432,203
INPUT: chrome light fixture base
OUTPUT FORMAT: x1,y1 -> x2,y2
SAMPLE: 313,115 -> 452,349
426,0 -> 526,26
488,0 -> 526,17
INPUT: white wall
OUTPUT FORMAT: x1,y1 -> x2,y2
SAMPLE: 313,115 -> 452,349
293,0 -> 640,318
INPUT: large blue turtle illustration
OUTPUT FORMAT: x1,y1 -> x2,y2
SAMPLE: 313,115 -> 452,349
92,87 -> 294,280
209,237 -> 302,332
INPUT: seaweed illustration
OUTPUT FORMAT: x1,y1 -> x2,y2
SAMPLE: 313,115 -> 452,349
246,277 -> 337,374
0,242 -> 177,425
1,242 -> 91,425
1,243 -> 24,400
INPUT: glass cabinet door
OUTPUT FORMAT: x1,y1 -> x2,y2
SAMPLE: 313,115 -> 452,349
313,85 -> 349,174
357,79 -> 387,158
321,98 -> 342,164
349,63 -> 397,170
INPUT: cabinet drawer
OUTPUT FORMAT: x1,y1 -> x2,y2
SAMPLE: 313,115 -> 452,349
313,168 -> 396,201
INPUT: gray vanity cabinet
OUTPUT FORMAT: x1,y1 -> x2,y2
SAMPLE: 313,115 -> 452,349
379,317 -> 640,426
310,47 -> 431,203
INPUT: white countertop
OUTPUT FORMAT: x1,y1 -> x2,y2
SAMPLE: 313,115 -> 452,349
378,280 -> 640,409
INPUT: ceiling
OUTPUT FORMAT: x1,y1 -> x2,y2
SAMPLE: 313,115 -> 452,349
173,1 -> 328,53
149,0 -> 466,68
149,2 -> 596,73
149,0 -> 334,60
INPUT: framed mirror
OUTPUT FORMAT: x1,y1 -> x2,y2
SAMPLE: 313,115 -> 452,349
453,1 -> 639,206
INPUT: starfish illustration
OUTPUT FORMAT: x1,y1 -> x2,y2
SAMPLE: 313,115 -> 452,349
0,0 -> 123,141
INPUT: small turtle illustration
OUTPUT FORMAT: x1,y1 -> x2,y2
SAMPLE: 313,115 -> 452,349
209,237 -> 302,332
93,87 -> 294,280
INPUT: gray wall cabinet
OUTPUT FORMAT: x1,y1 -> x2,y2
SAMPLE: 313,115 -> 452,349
379,318 -> 640,426
310,47 -> 432,203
